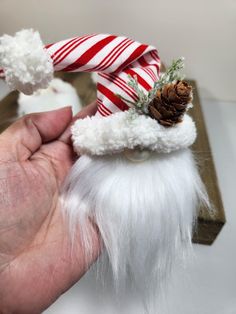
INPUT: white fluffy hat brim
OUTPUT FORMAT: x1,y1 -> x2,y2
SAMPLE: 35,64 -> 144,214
72,110 -> 196,156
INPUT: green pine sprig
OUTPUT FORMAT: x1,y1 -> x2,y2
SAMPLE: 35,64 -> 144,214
116,57 -> 185,115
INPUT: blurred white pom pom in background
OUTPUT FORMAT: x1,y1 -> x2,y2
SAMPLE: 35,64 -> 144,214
18,78 -> 82,116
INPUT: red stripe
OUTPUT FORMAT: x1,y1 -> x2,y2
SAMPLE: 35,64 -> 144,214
142,67 -> 156,82
98,106 -> 108,116
45,43 -> 53,49
138,56 -> 149,67
96,109 -> 103,117
138,59 -> 156,81
146,61 -> 160,73
97,104 -> 106,116
97,39 -> 132,72
149,62 -> 160,76
138,56 -> 156,81
61,35 -> 117,72
138,56 -> 158,81
146,68 -> 156,81
97,83 -> 129,111
50,37 -> 78,62
142,67 -> 155,81
54,37 -> 87,65
100,73 -> 138,101
147,66 -> 157,79
124,68 -> 151,91
100,104 -> 112,115
97,97 -> 112,111
150,50 -> 160,62
97,103 -> 111,116
87,38 -> 129,72
150,51 -> 161,74
53,35 -> 96,63
149,51 -> 160,64
97,98 -> 112,114
97,100 -> 114,117
53,37 -> 81,62
114,44 -> 148,74
109,73 -> 139,100
54,34 -> 96,66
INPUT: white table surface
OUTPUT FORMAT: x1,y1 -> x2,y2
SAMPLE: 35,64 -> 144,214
1,83 -> 235,314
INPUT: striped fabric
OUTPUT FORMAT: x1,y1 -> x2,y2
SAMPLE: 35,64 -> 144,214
0,33 -> 160,115
46,34 -> 161,116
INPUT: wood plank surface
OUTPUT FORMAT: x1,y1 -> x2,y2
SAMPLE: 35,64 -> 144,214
0,74 -> 225,245
189,80 -> 225,244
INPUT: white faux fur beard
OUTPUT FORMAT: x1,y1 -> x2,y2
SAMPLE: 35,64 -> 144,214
62,148 -> 209,311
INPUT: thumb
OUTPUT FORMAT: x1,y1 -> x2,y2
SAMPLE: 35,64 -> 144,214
0,107 -> 72,162
59,101 -> 98,144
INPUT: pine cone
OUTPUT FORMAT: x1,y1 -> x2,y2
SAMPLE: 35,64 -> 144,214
148,80 -> 192,127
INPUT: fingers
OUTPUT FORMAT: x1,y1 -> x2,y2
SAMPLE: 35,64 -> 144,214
0,101 -> 98,162
59,101 -> 97,144
73,100 -> 98,120
0,107 -> 72,161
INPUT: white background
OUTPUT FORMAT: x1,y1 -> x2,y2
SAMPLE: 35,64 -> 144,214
0,0 -> 236,102
1,1 -> 236,313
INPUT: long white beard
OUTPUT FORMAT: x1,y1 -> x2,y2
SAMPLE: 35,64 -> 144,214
62,148 -> 209,311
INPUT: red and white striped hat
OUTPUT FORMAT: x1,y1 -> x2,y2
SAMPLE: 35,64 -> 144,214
0,29 -> 196,155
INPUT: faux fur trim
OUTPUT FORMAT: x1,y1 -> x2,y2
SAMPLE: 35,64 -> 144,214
72,110 -> 197,155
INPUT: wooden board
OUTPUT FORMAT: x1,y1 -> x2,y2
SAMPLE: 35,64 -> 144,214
0,74 -> 225,245
189,80 -> 225,244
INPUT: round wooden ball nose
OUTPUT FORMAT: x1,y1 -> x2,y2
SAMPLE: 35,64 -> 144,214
123,148 -> 151,163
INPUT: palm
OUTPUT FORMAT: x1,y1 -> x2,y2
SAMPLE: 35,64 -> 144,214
0,105 -> 100,313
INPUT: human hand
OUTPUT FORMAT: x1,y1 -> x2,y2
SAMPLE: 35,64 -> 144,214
0,103 -> 100,313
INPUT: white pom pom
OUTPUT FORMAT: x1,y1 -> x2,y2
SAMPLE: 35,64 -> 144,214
0,29 -> 53,94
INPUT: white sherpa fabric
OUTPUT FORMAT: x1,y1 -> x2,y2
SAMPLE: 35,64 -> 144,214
72,110 -> 196,155
0,29 -> 53,95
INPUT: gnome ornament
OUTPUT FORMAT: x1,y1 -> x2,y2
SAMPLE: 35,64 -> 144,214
0,29 -> 209,310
